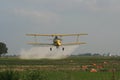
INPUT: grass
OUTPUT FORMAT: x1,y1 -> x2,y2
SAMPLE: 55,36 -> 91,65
0,56 -> 120,80
0,70 -> 19,80
0,70 -> 120,80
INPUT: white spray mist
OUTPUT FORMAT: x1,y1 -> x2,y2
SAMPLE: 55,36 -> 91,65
20,46 -> 78,59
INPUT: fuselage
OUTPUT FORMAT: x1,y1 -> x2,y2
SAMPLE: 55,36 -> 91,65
53,36 -> 62,48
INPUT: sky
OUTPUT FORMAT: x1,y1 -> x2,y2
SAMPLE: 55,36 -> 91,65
0,0 -> 120,55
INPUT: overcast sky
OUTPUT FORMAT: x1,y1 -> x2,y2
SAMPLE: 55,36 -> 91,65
1,0 -> 120,55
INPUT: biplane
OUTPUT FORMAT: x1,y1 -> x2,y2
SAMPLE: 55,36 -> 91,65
26,33 -> 88,51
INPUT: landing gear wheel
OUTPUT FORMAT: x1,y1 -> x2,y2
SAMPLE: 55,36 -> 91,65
50,48 -> 52,51
62,47 -> 64,51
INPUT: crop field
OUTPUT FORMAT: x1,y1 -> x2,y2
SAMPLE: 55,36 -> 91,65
0,56 -> 120,80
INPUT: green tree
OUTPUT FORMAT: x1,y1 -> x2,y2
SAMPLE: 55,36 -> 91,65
0,42 -> 8,57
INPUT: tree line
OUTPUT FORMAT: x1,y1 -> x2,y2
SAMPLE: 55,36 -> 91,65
0,42 -> 8,57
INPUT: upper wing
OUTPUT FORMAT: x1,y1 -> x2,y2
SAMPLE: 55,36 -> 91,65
26,33 -> 88,37
27,42 -> 86,46
56,34 -> 88,36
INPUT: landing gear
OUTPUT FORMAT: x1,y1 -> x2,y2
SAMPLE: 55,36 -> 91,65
62,47 -> 64,51
50,47 -> 64,51
50,48 -> 52,51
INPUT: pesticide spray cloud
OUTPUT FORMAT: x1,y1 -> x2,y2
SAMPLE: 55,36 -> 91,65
20,46 -> 78,59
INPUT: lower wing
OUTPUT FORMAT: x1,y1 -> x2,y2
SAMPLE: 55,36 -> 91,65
27,42 -> 53,46
62,42 -> 86,46
27,42 -> 86,46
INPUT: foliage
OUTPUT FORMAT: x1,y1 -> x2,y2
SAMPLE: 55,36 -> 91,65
0,70 -> 120,80
0,70 -> 48,80
21,70 -> 48,80
0,70 -> 19,80
0,42 -> 8,56
0,56 -> 120,80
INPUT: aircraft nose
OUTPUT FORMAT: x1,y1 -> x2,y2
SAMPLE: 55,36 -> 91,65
57,40 -> 62,46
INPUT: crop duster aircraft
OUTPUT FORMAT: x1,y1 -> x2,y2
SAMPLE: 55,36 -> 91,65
26,33 -> 88,51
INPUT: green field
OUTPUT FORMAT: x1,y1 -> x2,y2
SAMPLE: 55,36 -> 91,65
0,56 -> 120,80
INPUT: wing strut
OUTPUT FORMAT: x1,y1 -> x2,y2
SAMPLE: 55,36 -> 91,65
34,35 -> 38,43
76,35 -> 79,42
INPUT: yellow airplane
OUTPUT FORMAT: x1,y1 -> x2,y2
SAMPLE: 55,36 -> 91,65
26,33 -> 88,51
